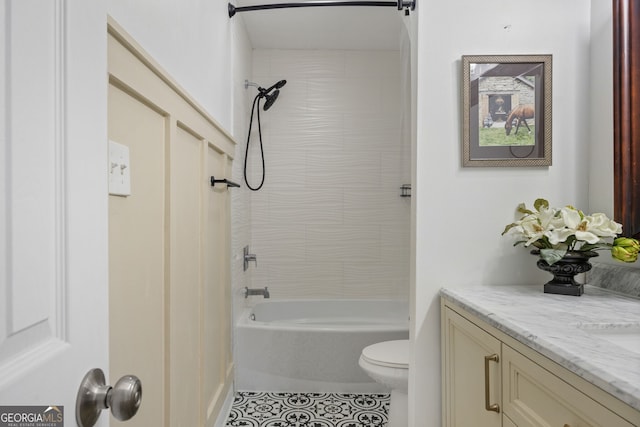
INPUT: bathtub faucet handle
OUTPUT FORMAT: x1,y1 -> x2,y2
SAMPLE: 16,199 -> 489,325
263,287 -> 270,298
243,245 -> 257,271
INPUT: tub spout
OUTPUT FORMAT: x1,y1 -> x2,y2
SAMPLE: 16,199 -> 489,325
244,286 -> 270,299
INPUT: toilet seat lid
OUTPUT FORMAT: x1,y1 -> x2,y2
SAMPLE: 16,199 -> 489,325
361,340 -> 409,369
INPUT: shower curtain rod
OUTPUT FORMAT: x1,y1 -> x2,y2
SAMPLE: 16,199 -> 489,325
228,0 -> 416,18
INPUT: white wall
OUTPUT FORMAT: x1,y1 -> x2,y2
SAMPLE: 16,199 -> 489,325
246,49 -> 410,300
589,0 -> 614,217
411,1 -> 592,425
108,0 -> 235,131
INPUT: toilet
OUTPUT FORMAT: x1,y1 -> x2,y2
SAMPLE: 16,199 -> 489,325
358,339 -> 409,427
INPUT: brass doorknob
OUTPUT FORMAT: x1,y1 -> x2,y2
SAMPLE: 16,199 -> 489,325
76,368 -> 142,427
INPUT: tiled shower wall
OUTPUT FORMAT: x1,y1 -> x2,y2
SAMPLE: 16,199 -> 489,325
244,49 -> 410,299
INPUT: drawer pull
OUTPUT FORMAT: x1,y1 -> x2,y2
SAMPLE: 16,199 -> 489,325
484,354 -> 500,413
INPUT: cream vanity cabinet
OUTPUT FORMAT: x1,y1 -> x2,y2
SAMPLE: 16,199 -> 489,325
442,300 -> 640,427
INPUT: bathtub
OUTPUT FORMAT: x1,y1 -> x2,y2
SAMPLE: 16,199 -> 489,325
235,299 -> 409,393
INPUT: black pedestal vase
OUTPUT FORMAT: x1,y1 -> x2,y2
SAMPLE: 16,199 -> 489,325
532,250 -> 598,296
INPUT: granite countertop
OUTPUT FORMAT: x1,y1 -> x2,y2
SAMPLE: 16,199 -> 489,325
440,285 -> 640,412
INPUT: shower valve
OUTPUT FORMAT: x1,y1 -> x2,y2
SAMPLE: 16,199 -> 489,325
243,245 -> 257,271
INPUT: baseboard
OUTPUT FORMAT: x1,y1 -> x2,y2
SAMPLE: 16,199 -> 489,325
213,382 -> 235,427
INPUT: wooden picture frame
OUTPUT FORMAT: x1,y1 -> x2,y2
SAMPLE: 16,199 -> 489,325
613,0 -> 640,239
462,54 -> 552,167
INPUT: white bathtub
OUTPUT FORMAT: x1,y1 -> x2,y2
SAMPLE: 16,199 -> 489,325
235,299 -> 409,393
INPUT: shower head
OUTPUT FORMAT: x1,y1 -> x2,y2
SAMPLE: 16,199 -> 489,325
263,90 -> 280,111
260,79 -> 287,95
245,79 -> 287,111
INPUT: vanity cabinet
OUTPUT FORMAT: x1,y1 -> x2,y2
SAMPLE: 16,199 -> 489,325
442,300 -> 640,427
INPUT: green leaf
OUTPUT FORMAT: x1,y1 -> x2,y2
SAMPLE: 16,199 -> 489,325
502,223 -> 517,235
580,243 -> 607,251
516,203 -> 533,215
534,236 -> 553,249
534,198 -> 549,212
540,248 -> 567,265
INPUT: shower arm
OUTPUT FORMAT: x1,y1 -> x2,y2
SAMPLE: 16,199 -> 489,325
245,80 -> 260,90
245,79 -> 286,98
228,0 -> 416,18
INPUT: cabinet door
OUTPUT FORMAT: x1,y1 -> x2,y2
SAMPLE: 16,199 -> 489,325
442,307 -> 502,427
504,415 -> 518,427
502,345 -> 635,427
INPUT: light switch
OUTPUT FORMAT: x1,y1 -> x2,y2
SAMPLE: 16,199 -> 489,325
109,140 -> 131,196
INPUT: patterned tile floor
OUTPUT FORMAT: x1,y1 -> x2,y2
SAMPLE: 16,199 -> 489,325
225,392 -> 390,427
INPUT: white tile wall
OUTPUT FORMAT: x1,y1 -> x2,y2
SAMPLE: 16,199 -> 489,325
230,23 -> 254,320
245,49 -> 410,300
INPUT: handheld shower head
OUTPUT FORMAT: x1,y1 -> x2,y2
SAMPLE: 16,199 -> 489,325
263,90 -> 280,111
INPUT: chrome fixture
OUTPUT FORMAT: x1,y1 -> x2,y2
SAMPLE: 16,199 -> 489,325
244,286 -> 270,299
244,245 -> 257,271
400,184 -> 411,197
76,368 -> 142,427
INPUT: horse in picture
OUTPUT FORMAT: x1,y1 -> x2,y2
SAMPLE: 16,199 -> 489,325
505,105 -> 535,136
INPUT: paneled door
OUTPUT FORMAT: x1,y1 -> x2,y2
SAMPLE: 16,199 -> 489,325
0,1 -> 110,426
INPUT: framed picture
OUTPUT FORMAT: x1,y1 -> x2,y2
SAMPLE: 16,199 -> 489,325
462,54 -> 552,167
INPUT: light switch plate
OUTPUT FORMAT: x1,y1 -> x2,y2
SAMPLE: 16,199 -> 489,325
108,140 -> 131,196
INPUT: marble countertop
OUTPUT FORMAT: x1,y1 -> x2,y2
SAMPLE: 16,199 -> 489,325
440,285 -> 640,412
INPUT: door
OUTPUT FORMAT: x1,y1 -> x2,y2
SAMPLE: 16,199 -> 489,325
0,0 -> 110,425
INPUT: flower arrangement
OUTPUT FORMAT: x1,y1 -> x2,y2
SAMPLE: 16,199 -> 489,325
502,198 -> 640,265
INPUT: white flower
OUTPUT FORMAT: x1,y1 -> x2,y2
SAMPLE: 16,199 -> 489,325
517,214 -> 545,246
503,198 -> 635,265
561,207 -> 601,244
586,213 -> 622,237
503,199 -> 624,252
554,208 -> 622,244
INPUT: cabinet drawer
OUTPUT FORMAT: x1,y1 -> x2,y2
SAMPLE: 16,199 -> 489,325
502,345 -> 634,427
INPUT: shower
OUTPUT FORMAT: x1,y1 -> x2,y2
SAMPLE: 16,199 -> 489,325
243,79 -> 287,191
